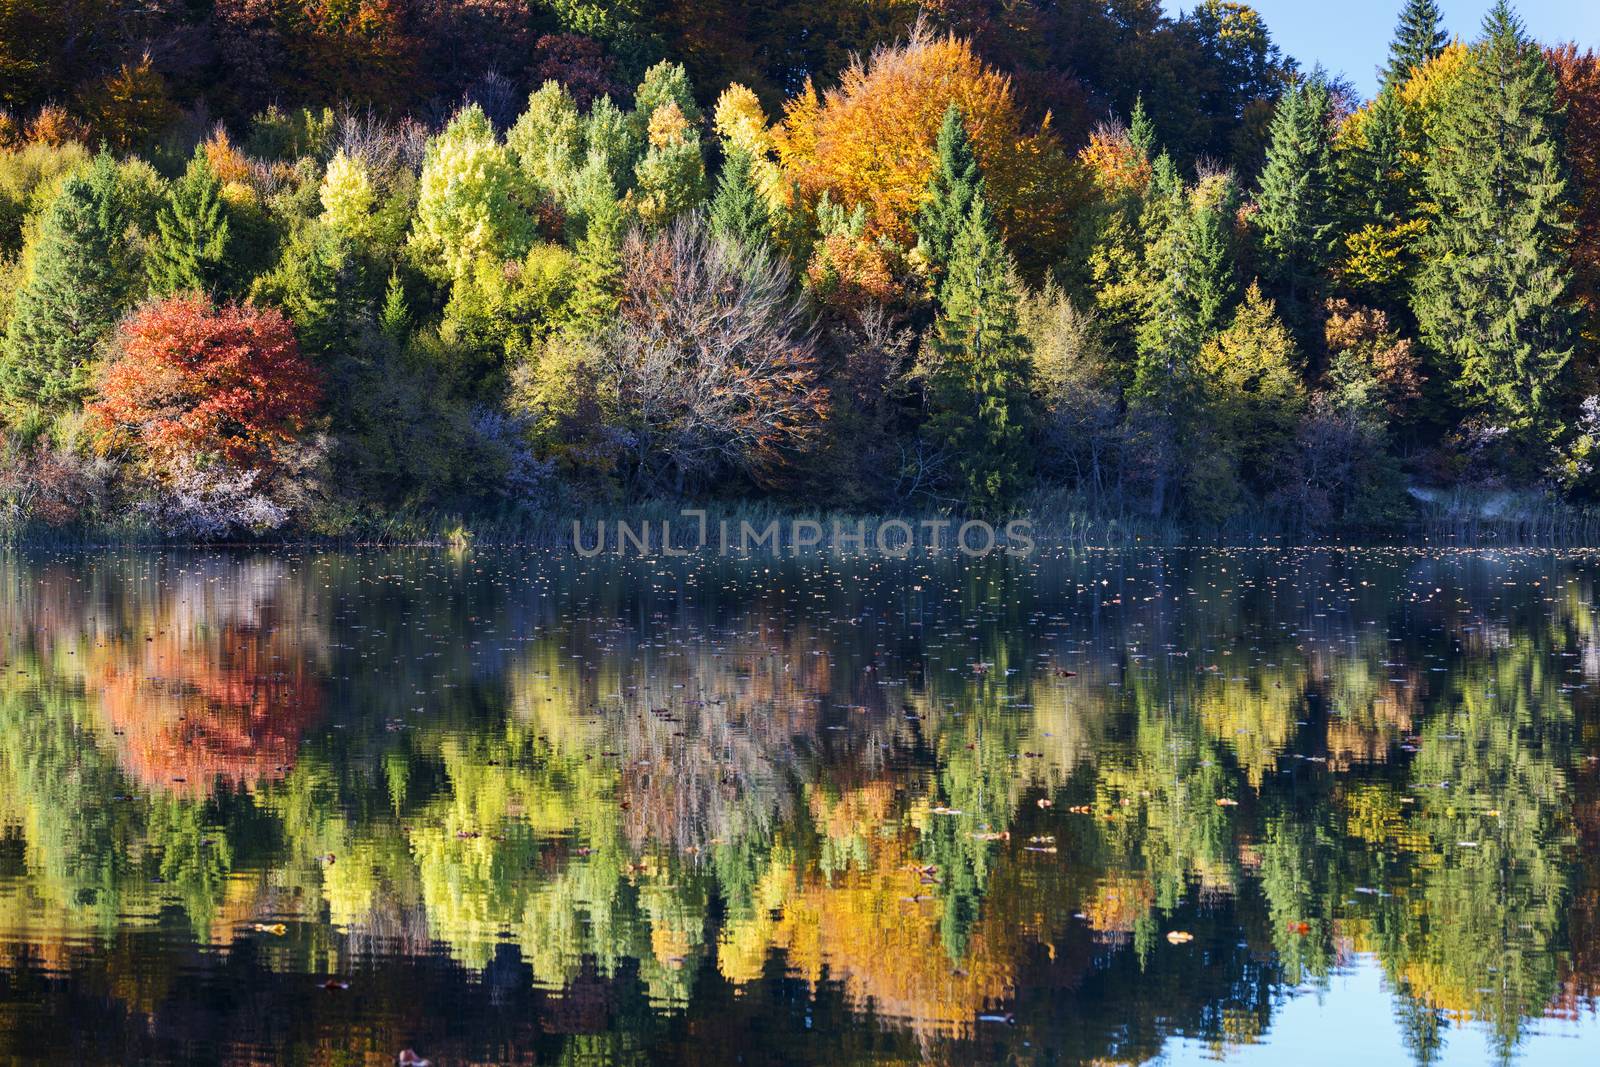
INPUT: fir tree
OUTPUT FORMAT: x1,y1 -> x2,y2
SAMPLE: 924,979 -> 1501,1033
1254,75 -> 1336,334
1381,0 -> 1450,89
708,145 -> 771,252
1414,0 -> 1576,439
570,186 -> 628,334
1344,85 -> 1412,227
380,272 -> 410,343
915,105 -> 982,287
923,192 -> 1032,513
147,148 -> 230,297
1,153 -> 133,411
1129,94 -> 1157,161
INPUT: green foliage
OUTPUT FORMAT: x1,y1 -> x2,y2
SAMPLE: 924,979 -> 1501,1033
1,153 -> 133,411
709,146 -> 772,252
922,192 -> 1033,513
1382,0 -> 1449,89
1254,75 -> 1337,331
914,106 -> 982,288
1414,1 -> 1576,443
146,149 -> 231,298
411,105 -> 534,282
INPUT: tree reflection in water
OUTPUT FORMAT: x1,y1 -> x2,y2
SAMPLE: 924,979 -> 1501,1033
0,547 -> 1596,1064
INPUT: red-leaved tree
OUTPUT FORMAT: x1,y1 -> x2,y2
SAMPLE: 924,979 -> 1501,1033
89,296 -> 322,477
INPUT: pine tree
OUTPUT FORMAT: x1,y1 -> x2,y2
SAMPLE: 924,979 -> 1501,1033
923,191 -> 1033,513
914,105 -> 982,287
147,148 -> 231,297
1,153 -> 133,411
1254,76 -> 1336,334
1344,85 -> 1412,227
1414,0 -> 1576,440
709,145 -> 771,251
1381,0 -> 1449,89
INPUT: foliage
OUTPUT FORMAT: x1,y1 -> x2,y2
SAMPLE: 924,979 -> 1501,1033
147,150 -> 232,299
88,296 -> 322,478
1,153 -> 134,412
1414,2 -> 1576,444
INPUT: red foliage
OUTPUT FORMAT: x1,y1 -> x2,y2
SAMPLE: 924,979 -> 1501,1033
89,296 -> 322,475
533,33 -> 622,108
1549,45 -> 1600,323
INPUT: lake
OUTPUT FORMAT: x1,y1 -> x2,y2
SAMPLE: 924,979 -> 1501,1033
0,546 -> 1597,1065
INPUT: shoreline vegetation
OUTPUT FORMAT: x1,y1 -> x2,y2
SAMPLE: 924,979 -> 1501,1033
3,3 -> 1599,546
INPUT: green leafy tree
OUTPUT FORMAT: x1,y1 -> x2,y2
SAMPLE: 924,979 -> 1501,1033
411,104 -> 534,281
1254,75 -> 1337,334
914,105 -> 982,287
1,153 -> 134,411
146,148 -> 230,298
922,192 -> 1033,512
1381,0 -> 1449,89
1414,1 -> 1576,441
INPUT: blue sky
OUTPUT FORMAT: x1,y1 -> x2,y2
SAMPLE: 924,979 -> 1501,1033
1159,1 -> 1600,99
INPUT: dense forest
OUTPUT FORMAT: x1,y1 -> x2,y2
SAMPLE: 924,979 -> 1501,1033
0,0 -> 1596,537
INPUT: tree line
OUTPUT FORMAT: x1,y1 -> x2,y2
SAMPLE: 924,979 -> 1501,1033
0,0 -> 1597,534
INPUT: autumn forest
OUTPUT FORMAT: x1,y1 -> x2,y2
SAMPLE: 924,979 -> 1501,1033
0,0 -> 1597,537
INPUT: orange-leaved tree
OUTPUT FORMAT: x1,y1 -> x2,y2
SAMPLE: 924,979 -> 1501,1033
772,24 -> 1086,274
88,296 -> 322,476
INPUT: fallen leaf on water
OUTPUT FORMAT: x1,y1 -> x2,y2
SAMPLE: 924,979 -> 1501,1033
322,979 -> 349,991
253,922 -> 287,936
1215,798 -> 1238,807
1037,798 -> 1053,809
1166,931 -> 1194,944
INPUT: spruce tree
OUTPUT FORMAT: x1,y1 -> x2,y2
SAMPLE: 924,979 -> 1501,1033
1133,166 -> 1239,406
380,272 -> 410,343
915,105 -> 982,287
923,191 -> 1033,513
1414,0 -> 1576,440
147,147 -> 231,297
1381,0 -> 1449,89
708,145 -> 771,252
1254,76 -> 1336,334
1,153 -> 133,411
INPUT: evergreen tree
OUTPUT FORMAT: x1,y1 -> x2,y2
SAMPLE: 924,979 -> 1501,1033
1129,94 -> 1157,160
1254,75 -> 1337,334
923,192 -> 1032,513
1134,167 -> 1238,405
914,105 -> 982,287
1381,0 -> 1450,89
708,145 -> 771,252
1,153 -> 133,411
1414,1 -> 1576,440
380,271 -> 410,343
147,148 -> 231,297
1343,85 -> 1412,227
570,185 -> 628,334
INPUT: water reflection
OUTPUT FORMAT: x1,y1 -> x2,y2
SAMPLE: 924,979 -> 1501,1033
0,547 -> 1596,1064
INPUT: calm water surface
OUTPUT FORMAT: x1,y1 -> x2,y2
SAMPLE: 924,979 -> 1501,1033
1,546 -> 1597,1065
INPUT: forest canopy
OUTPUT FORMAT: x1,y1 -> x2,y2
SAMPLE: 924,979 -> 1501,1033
1,0 -> 1597,536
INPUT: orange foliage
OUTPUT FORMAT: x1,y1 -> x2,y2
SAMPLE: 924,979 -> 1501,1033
805,231 -> 905,316
80,54 -> 176,152
89,297 -> 322,475
773,26 -> 1085,268
293,0 -> 419,111
1078,124 -> 1152,199
93,623 -> 323,797
24,104 -> 87,146
203,127 -> 253,186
